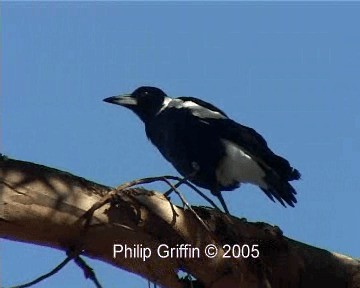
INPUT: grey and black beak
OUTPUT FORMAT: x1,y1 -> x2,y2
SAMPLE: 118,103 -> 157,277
103,94 -> 138,107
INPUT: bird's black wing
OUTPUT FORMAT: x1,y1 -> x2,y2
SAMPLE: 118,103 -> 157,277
206,118 -> 300,182
155,97 -> 300,207
171,97 -> 270,161
204,117 -> 269,154
210,118 -> 300,207
172,98 -> 300,182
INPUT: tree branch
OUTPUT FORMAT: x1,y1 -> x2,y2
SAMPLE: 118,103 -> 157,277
1,155 -> 359,288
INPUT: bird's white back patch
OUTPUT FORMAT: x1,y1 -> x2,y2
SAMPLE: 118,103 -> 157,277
179,100 -> 223,119
216,139 -> 267,188
181,101 -> 200,108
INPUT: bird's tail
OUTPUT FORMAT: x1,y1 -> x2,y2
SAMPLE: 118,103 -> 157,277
259,153 -> 300,207
261,181 -> 297,207
269,154 -> 301,181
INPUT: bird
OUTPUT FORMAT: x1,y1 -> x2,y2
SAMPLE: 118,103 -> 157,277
103,86 -> 301,213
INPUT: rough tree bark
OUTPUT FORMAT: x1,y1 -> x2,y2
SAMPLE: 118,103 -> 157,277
0,155 -> 359,288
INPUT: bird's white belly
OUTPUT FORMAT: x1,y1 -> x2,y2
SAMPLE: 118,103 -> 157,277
216,139 -> 267,188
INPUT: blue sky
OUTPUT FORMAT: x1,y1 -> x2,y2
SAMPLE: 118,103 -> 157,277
2,2 -> 359,287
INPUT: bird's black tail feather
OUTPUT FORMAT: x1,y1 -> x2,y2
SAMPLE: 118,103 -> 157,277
269,154 -> 301,181
261,181 -> 297,207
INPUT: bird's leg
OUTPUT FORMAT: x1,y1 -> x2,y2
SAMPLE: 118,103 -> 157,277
163,163 -> 225,212
211,189 -> 230,214
164,162 -> 200,197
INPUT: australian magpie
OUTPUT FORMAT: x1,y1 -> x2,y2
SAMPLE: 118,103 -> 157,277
103,86 -> 301,213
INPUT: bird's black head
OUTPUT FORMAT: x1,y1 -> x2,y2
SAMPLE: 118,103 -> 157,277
103,86 -> 168,122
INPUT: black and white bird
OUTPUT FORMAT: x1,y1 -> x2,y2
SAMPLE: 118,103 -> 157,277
104,86 -> 300,213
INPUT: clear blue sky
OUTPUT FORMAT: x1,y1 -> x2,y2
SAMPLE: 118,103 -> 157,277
2,2 -> 359,287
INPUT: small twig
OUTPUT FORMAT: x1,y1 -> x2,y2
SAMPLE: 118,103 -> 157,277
76,175 -> 218,235
110,175 -> 222,212
74,174 -> 222,238
74,256 -> 102,288
75,176 -> 179,229
161,176 -> 221,211
9,251 -> 77,288
118,175 -> 222,211
159,177 -> 211,231
163,174 -> 193,196
80,194 -> 113,230
112,175 -> 214,231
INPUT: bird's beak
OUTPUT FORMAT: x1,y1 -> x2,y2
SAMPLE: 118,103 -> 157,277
103,94 -> 137,107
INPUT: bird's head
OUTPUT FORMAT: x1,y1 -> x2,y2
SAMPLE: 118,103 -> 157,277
103,86 -> 169,122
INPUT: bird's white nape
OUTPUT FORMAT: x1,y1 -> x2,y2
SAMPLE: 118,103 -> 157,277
156,97 -> 172,115
216,139 -> 267,189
